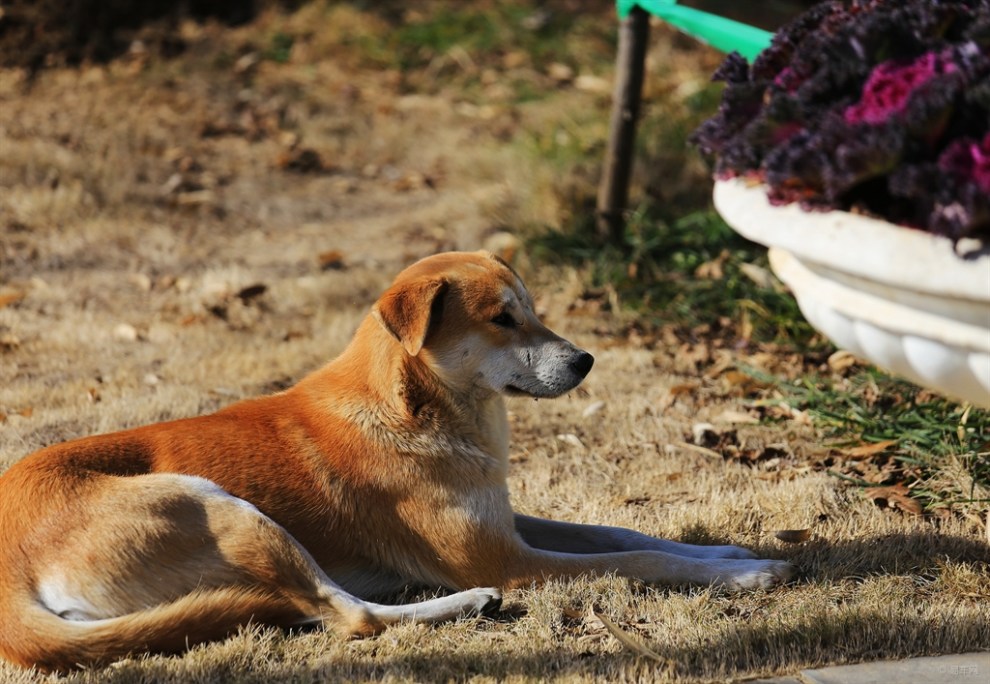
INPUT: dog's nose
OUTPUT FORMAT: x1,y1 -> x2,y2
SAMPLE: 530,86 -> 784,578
569,351 -> 594,378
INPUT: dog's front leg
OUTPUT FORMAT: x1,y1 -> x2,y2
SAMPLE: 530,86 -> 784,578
514,514 -> 758,559
424,502 -> 791,591
493,544 -> 794,592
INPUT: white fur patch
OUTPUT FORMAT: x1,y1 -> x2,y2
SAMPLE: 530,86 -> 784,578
173,474 -> 262,514
37,574 -> 99,621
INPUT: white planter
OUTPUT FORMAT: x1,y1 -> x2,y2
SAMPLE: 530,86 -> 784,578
714,178 -> 990,408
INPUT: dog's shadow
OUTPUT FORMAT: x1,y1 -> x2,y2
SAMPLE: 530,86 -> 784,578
673,522 -> 990,583
82,603 -> 988,684
757,529 -> 990,584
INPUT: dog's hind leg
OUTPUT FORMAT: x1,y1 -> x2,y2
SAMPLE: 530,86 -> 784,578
22,473 -> 498,669
166,476 -> 501,634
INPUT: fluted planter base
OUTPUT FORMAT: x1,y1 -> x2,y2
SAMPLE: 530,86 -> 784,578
714,178 -> 990,408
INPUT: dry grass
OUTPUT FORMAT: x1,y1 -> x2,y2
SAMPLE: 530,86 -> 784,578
1,3 -> 988,682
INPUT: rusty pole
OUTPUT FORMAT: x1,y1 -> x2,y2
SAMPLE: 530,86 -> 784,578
596,6 -> 650,244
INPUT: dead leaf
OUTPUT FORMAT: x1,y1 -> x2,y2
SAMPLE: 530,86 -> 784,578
775,529 -> 812,544
0,291 -> 25,309
582,400 -> 606,418
18,407 -> 33,418
113,323 -> 139,342
275,147 -> 328,173
574,74 -> 610,94
888,492 -> 923,515
842,439 -> 899,458
678,342 -> 712,373
547,62 -> 575,83
728,445 -> 788,465
556,433 -> 585,450
0,334 -> 20,351
593,610 -> 668,664
176,189 -> 216,206
128,273 -> 152,292
233,51 -> 260,75
957,404 -> 972,443
715,409 -> 760,425
235,283 -> 267,302
673,440 -> 722,459
669,381 -> 700,397
317,250 -> 345,270
701,361 -> 732,382
828,349 -> 860,372
691,422 -> 718,445
393,171 -> 433,192
561,606 -> 585,620
738,262 -> 779,290
721,370 -> 750,387
864,484 -> 923,515
482,232 -> 520,263
694,249 -> 729,280
738,307 -> 753,343
719,369 -> 769,396
503,50 -> 528,69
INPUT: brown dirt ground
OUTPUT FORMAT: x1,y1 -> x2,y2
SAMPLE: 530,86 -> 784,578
1,8 -> 988,683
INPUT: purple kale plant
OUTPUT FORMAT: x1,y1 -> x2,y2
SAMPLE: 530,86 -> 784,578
692,0 -> 990,243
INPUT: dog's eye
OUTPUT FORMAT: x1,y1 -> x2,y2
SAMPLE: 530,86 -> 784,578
491,312 -> 516,328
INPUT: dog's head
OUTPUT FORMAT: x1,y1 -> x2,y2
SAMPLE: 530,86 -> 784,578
373,251 -> 593,398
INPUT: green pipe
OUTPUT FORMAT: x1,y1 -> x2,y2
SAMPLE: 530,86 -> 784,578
617,1 -> 773,61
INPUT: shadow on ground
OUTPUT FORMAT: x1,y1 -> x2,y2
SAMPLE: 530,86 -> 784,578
67,530 -> 989,683
83,604 -> 989,684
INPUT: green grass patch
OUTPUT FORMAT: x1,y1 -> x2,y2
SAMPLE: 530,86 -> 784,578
751,366 -> 990,513
246,2 -> 617,103
354,3 -> 616,98
530,206 -> 819,346
392,8 -> 505,69
265,31 -> 295,64
389,4 -> 613,72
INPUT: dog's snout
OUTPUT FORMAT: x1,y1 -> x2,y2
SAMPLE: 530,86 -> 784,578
569,351 -> 594,378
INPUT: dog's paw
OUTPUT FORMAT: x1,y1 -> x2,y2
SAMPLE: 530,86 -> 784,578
463,587 -> 502,616
717,560 -> 795,591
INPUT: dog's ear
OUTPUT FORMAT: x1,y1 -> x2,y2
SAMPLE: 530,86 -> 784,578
373,277 -> 449,356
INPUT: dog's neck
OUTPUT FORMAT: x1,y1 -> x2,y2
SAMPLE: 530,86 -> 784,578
299,315 -> 511,469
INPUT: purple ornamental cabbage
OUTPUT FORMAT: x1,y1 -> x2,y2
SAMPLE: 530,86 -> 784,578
939,133 -> 990,193
693,0 -> 990,243
844,52 -> 958,126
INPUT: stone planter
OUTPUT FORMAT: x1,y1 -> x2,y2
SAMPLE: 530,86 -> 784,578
714,178 -> 990,408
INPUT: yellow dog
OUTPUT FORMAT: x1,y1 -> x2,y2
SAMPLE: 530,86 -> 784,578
0,251 -> 792,671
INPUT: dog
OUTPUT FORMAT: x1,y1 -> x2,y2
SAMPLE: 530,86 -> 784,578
0,251 -> 793,672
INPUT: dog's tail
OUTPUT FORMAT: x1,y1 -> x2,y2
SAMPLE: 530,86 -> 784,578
0,586 -> 307,673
